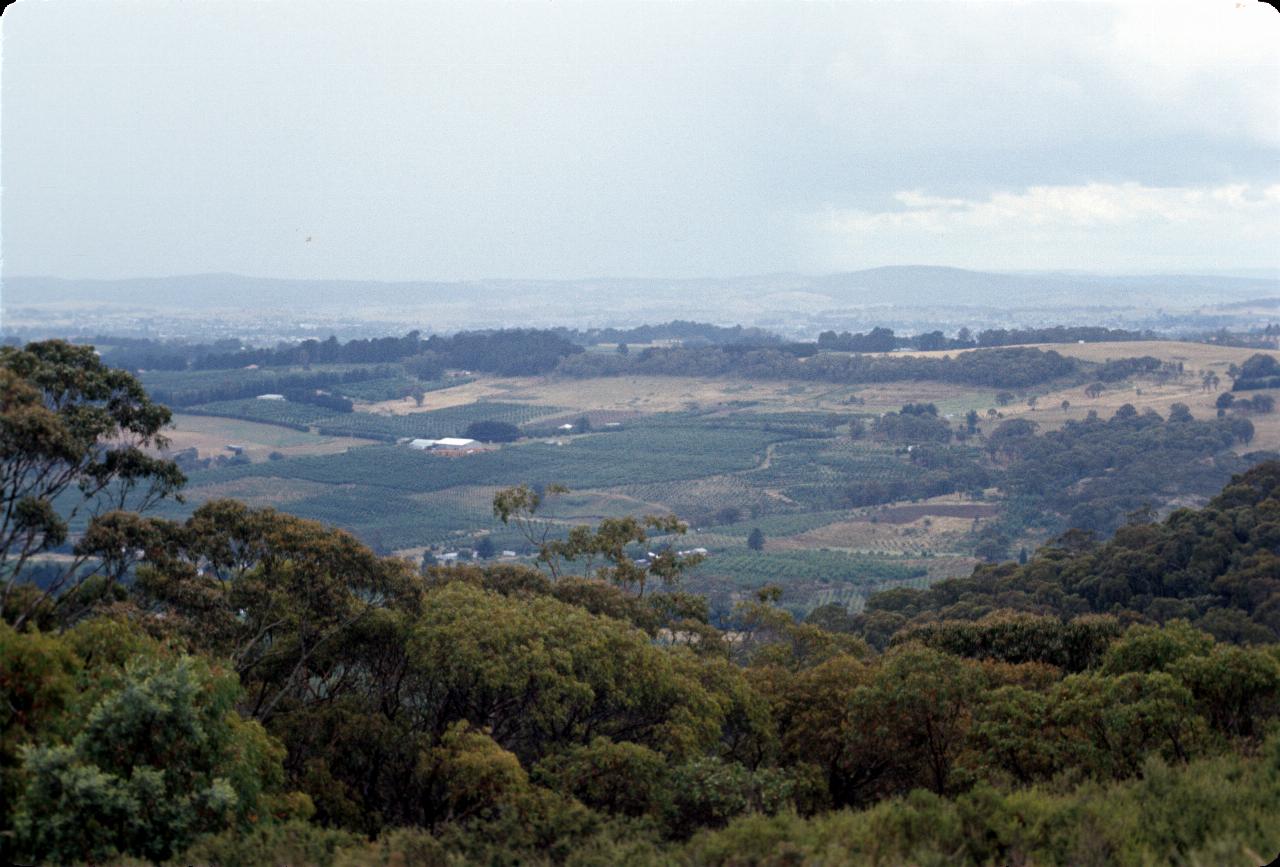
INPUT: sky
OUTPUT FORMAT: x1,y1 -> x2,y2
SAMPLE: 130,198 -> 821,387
1,0 -> 1278,281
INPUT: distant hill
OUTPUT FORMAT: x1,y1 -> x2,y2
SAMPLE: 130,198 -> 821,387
4,267 -> 1277,328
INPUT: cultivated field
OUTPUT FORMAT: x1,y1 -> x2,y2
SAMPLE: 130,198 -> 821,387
366,375 -> 886,415
149,338 -> 1277,613
163,414 -> 375,461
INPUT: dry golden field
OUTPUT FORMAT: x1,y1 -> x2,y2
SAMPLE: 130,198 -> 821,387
865,341 -> 1280,451
355,378 -> 521,414
164,414 -> 374,461
883,340 -> 1278,367
364,374 -> 969,416
770,496 -> 999,557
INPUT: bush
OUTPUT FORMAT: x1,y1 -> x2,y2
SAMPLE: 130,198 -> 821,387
464,419 -> 523,442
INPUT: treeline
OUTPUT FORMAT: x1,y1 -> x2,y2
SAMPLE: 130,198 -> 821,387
556,345 -> 1078,389
973,324 -> 1154,347
192,332 -> 428,369
144,367 -> 393,408
817,324 -> 1153,352
282,388 -> 354,413
557,320 -> 783,347
88,335 -> 246,371
1094,355 -> 1170,382
189,329 -> 582,376
90,323 -> 1164,383
102,330 -> 585,377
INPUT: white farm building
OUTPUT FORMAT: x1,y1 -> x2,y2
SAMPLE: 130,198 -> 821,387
408,437 -> 480,453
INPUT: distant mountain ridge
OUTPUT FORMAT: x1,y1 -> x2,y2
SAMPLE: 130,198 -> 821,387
5,270 -> 1274,315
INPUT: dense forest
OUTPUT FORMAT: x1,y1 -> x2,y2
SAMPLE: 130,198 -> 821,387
1,340 -> 1278,865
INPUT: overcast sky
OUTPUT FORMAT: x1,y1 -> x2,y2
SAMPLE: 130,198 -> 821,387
2,0 -> 1277,281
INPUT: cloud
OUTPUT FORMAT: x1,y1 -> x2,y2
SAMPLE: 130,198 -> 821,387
809,182 -> 1280,271
1105,0 -> 1280,145
2,1 -> 1277,279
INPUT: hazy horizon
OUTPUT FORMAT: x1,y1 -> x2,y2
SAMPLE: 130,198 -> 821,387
8,263 -> 1280,285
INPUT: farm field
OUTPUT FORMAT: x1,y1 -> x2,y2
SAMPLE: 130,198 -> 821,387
357,377 -> 524,413
312,401 -> 565,441
163,413 -> 376,461
375,375 -> 891,415
149,337 -> 1277,613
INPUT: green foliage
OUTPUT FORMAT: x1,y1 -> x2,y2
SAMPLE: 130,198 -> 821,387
997,406 -> 1262,536
421,722 -> 535,823
465,419 -> 524,442
1,340 -> 183,627
893,612 -> 1123,672
663,757 -> 802,839
9,651 -> 292,865
6,339 -> 1280,865
136,499 -> 418,721
860,461 -> 1280,642
176,820 -> 360,867
873,408 -> 952,444
408,582 -> 724,763
682,736 -> 1280,866
533,737 -> 668,818
1100,619 -> 1215,675
492,483 -> 702,593
0,622 -> 81,837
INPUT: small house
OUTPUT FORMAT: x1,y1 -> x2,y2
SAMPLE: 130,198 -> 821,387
408,438 -> 437,450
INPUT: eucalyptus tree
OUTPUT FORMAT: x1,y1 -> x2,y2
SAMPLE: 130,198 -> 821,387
0,340 -> 184,626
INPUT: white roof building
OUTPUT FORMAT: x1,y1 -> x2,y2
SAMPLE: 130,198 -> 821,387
435,437 -> 476,447
408,438 -> 437,450
256,393 -> 286,401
